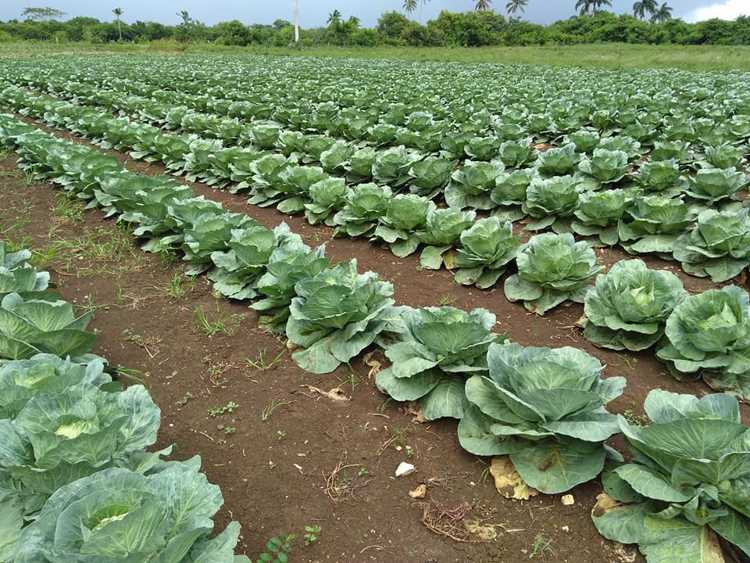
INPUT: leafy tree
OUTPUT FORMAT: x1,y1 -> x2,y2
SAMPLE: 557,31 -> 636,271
651,2 -> 672,23
632,0 -> 657,20
327,9 -> 342,27
506,0 -> 528,17
177,10 -> 191,26
113,7 -> 123,41
21,7 -> 65,21
575,0 -> 612,15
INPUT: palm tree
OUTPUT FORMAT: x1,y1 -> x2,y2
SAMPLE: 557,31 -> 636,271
327,9 -> 342,26
403,0 -> 425,14
113,7 -> 123,41
506,0 -> 528,17
632,0 -> 657,19
575,0 -> 612,15
475,0 -> 493,10
177,10 -> 191,25
651,2 -> 673,22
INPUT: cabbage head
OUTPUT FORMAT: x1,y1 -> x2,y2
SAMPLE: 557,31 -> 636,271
459,342 -> 624,493
581,259 -> 686,351
683,167 -> 747,205
417,207 -> 476,270
593,390 -> 750,563
536,144 -> 580,176
408,157 -> 454,198
522,175 -> 580,232
14,463 -> 248,563
0,293 -> 96,360
504,233 -> 601,315
333,183 -> 392,238
445,160 -> 503,211
673,208 -> 750,283
304,177 -> 347,226
375,306 -> 499,421
657,285 -> 750,399
578,148 -> 629,187
571,189 -> 628,246
637,159 -> 681,194
453,217 -> 520,288
618,195 -> 694,255
373,194 -> 433,258
286,260 -> 395,374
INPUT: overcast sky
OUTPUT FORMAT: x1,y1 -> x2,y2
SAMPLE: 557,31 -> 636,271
1,0 -> 747,27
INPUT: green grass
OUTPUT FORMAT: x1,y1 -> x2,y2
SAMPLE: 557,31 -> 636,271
2,41 -> 750,72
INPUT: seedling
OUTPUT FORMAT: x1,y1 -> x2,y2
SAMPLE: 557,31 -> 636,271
261,398 -> 292,422
208,401 -> 239,417
246,348 -> 285,371
303,525 -> 321,546
529,534 -> 553,559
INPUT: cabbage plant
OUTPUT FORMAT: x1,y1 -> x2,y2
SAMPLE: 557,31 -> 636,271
593,390 -> 750,563
673,208 -> 750,283
637,159 -> 681,194
504,233 -> 601,315
0,293 -> 96,360
618,195 -> 694,255
497,138 -> 536,168
0,377 -> 159,541
581,260 -> 686,351
578,148 -> 629,187
683,167 -> 747,205
375,306 -> 499,420
252,243 -> 329,332
0,251 -> 49,299
453,217 -> 520,288
564,129 -> 600,153
275,165 -> 328,214
657,285 -> 750,399
208,223 -> 300,300
408,157 -> 453,198
445,160 -> 503,210
490,169 -> 534,221
536,144 -> 580,176
373,194 -> 432,257
304,177 -> 347,226
181,212 -> 256,275
372,145 -> 417,187
333,183 -> 392,238
417,207 -> 476,270
286,260 -> 395,374
14,463 -> 247,563
571,189 -> 628,246
458,342 -> 624,493
522,175 -> 580,232
699,143 -> 744,170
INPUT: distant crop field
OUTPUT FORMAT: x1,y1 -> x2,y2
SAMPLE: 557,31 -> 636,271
0,51 -> 749,562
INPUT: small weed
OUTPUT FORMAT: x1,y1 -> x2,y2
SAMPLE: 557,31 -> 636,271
377,398 -> 392,414
246,348 -> 285,371
114,366 -> 145,384
218,425 -> 236,435
208,401 -> 239,417
254,533 -> 295,563
529,534 -> 553,559
303,525 -> 322,546
159,248 -> 178,265
165,272 -> 195,299
176,392 -> 194,408
276,430 -> 287,441
438,294 -> 457,306
622,409 -> 649,426
337,370 -> 362,392
193,306 -> 243,337
261,398 -> 292,422
52,193 -> 84,223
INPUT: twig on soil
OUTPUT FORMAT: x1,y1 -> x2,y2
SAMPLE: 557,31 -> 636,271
419,501 -> 477,543
198,431 -> 215,442
324,460 -> 372,502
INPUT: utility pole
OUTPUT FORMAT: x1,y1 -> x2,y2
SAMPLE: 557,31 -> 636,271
293,0 -> 300,43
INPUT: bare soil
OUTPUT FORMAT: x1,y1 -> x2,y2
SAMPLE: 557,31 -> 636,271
2,120 -> 747,562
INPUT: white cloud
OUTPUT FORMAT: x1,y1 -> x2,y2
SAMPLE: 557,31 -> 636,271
686,0 -> 750,22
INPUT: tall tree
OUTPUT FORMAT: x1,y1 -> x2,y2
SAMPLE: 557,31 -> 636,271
651,2 -> 672,22
632,0 -> 657,19
21,7 -> 65,21
475,0 -> 493,10
575,0 -> 612,15
113,7 -> 123,41
402,0 -> 422,14
327,9 -> 342,26
506,0 -> 528,17
177,10 -> 191,26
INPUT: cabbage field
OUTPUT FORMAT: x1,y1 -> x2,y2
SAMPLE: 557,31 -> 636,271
0,54 -> 749,562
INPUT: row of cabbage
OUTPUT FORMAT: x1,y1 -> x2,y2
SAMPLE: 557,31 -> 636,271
2,86 -> 749,296
0,255 -> 247,560
3,111 -> 750,562
7,56 -> 750,157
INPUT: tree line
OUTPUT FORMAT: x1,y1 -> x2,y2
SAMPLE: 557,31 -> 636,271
3,4 -> 750,47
